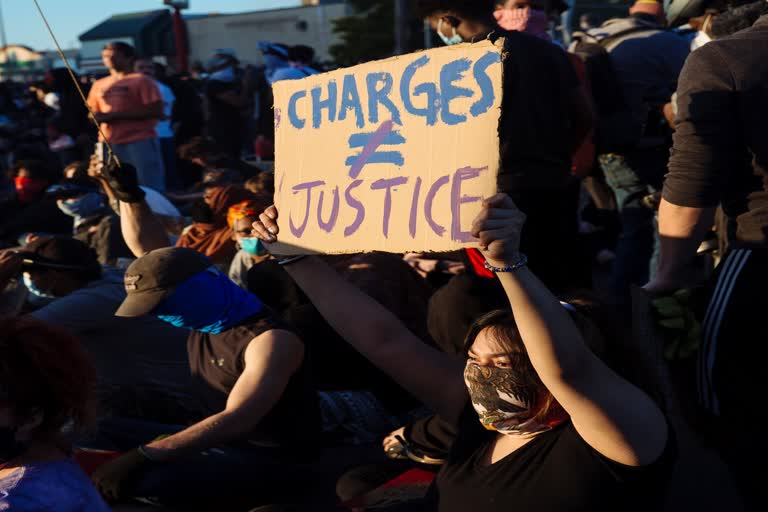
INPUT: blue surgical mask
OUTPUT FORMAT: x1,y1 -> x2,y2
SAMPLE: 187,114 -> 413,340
437,18 -> 463,46
23,272 -> 57,299
58,193 -> 104,221
240,237 -> 266,256
153,267 -> 264,334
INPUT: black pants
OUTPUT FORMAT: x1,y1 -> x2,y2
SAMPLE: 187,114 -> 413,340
698,247 -> 768,511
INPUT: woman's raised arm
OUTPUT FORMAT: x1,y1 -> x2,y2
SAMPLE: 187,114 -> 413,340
472,194 -> 668,466
253,206 -> 468,423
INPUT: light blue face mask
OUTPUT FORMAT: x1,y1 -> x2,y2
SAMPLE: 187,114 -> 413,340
437,18 -> 463,46
58,193 -> 104,221
240,237 -> 266,256
22,272 -> 57,299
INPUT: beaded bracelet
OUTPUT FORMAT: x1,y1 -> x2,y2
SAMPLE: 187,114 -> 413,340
483,253 -> 528,273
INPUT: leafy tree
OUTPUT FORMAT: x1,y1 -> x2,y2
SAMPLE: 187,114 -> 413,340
330,0 -> 426,67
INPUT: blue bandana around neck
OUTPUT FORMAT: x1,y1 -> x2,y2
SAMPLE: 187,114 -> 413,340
152,266 -> 263,334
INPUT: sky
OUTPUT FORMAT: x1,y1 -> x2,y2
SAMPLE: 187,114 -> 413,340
1,0 -> 301,51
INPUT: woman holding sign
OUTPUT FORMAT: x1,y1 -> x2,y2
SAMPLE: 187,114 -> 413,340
252,196 -> 673,511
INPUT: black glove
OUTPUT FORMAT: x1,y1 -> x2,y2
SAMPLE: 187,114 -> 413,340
100,161 -> 146,203
91,448 -> 152,502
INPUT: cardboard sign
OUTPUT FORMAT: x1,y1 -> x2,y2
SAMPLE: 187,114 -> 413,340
272,40 -> 503,254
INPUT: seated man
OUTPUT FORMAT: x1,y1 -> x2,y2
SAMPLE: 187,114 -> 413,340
0,236 -> 191,422
87,163 -> 320,509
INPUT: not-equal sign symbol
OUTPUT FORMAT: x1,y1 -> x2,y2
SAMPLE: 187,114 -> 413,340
346,120 -> 406,179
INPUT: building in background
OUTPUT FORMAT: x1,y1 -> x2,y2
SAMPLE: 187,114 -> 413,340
79,10 -> 175,74
185,1 -> 349,67
0,45 -> 80,81
77,2 -> 350,75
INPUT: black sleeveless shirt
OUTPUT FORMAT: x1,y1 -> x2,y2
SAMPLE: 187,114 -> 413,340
187,312 -> 320,449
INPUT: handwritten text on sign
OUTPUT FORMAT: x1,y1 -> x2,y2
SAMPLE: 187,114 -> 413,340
273,40 -> 503,254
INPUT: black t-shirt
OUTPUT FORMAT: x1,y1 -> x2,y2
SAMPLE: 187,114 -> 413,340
426,405 -> 675,512
663,15 -> 768,246
187,312 -> 320,450
494,30 -> 580,196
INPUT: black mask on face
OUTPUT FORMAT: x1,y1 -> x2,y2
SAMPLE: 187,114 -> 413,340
0,426 -> 26,464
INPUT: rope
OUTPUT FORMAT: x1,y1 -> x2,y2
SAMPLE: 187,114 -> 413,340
31,0 -> 121,168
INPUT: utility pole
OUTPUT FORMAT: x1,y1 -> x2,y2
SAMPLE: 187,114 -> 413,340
394,0 -> 409,55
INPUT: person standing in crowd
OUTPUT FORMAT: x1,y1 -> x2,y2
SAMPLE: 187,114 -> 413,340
415,0 -> 593,360
579,0 -> 689,299
258,42 -> 291,84
204,49 -> 257,157
646,6 -> 768,510
134,57 -> 179,192
87,42 -> 166,192
253,196 -> 673,511
269,45 -> 320,83
0,315 -> 110,512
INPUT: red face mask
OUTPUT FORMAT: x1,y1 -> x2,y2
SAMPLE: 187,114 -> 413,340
14,176 -> 48,203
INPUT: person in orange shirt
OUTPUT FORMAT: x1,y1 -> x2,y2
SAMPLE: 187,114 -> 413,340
87,42 -> 166,192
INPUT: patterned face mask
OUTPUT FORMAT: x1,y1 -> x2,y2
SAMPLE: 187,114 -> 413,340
464,360 -> 565,436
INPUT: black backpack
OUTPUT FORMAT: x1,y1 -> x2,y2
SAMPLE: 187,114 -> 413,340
569,26 -> 658,154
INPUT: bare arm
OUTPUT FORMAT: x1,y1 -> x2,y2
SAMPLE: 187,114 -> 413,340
650,46 -> 737,293
142,329 -> 303,461
119,201 -> 171,257
253,208 -> 467,424
475,195 -> 667,466
645,199 -> 715,294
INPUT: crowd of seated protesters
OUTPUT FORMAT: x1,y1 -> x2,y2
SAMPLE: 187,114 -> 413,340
0,0 -> 765,510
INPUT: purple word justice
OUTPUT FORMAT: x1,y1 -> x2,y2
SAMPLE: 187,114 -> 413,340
288,165 -> 488,243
